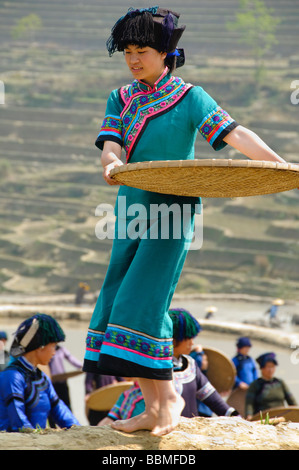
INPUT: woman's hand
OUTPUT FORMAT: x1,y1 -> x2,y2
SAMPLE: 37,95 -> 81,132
101,141 -> 123,186
103,159 -> 124,185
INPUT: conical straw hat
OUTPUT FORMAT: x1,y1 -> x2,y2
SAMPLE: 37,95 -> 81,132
203,346 -> 236,393
86,381 -> 134,411
252,406 -> 299,423
226,388 -> 247,417
110,159 -> 299,198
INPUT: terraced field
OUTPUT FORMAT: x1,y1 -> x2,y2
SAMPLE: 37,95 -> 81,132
0,0 -> 298,300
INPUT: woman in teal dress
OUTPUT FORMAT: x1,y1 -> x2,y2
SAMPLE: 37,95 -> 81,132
83,7 -> 286,436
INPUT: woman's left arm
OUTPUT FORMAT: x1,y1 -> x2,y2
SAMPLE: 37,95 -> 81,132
281,380 -> 297,406
47,377 -> 80,428
223,125 -> 286,163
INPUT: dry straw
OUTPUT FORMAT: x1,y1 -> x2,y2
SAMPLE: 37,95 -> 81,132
110,159 -> 299,198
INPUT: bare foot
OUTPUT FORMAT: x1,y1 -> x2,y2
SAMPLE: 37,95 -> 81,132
111,410 -> 157,433
151,394 -> 185,437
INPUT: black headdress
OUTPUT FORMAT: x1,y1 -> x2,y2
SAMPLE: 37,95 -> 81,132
10,313 -> 65,357
169,308 -> 201,343
106,6 -> 186,67
256,352 -> 278,368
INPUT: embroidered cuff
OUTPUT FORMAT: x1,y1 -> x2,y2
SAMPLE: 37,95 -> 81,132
196,381 -> 216,401
95,115 -> 123,150
198,106 -> 238,150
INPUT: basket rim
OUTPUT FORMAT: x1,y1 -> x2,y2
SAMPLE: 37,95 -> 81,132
110,158 -> 299,176
109,159 -> 299,198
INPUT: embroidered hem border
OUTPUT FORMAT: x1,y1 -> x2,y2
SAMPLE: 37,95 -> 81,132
84,325 -> 174,376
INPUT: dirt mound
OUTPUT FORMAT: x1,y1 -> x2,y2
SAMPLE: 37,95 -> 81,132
1,417 -> 299,451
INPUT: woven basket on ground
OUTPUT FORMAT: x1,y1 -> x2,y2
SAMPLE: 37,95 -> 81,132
86,381 -> 134,411
110,159 -> 299,198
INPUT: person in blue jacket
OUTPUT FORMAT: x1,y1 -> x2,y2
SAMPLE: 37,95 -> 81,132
232,337 -> 258,390
0,313 -> 80,432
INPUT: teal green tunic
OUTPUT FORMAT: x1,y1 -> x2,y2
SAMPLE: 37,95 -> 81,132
83,67 -> 238,379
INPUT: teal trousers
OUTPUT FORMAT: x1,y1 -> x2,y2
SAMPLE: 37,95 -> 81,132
83,211 -> 194,380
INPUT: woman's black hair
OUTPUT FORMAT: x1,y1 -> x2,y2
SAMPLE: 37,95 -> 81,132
107,12 -> 157,54
106,7 -> 185,72
164,55 -> 177,73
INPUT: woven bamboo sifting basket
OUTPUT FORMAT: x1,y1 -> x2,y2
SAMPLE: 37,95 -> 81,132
203,346 -> 236,393
110,159 -> 299,198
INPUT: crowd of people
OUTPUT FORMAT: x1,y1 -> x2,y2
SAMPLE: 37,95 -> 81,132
0,307 -> 297,432
231,337 -> 297,419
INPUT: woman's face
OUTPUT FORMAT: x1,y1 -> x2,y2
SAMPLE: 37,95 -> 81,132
238,346 -> 250,356
36,342 -> 57,365
124,44 -> 167,86
261,361 -> 276,380
173,338 -> 194,358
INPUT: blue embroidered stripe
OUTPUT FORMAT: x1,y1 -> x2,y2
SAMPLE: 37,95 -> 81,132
198,106 -> 235,147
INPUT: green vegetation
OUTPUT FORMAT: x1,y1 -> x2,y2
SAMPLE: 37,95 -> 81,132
227,0 -> 280,86
11,14 -> 43,42
0,0 -> 298,299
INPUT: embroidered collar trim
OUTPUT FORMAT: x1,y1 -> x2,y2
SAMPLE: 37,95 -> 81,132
19,356 -> 37,373
119,70 -> 193,162
137,66 -> 170,93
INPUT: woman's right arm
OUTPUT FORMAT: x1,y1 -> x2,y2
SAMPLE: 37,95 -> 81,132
101,141 -> 123,186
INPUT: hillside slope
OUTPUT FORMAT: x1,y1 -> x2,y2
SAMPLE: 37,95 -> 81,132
0,0 -> 298,299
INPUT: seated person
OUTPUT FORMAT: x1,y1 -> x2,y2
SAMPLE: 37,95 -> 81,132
190,345 -> 213,417
98,308 -> 238,425
98,379 -> 145,425
169,308 -> 238,418
245,352 -> 297,420
0,313 -> 80,432
232,337 -> 258,390
0,331 -> 10,372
